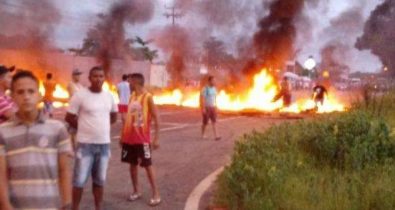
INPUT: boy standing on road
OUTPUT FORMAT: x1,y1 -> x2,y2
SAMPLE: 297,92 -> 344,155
201,76 -> 221,140
65,66 -> 117,210
0,71 -> 72,210
120,73 -> 161,206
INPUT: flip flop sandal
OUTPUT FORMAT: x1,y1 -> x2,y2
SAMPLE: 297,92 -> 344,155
149,198 -> 162,206
128,193 -> 141,201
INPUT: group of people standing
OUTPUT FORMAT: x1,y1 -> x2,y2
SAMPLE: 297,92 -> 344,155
0,66 -> 164,210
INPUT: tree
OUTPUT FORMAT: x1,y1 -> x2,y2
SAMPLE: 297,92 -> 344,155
125,36 -> 158,63
70,35 -> 158,63
356,0 -> 395,76
202,36 -> 235,72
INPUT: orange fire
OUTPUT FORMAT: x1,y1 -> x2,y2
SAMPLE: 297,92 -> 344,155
103,81 -> 120,104
153,68 -> 345,113
39,81 -> 119,108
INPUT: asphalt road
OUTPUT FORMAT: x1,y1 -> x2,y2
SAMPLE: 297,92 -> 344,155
54,106 -> 291,210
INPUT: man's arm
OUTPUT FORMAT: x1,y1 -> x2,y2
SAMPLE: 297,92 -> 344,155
65,113 -> 78,130
58,153 -> 72,209
0,156 -> 13,210
148,96 -> 160,149
110,112 -> 117,124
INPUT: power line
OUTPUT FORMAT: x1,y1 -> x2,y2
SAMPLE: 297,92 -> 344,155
163,4 -> 183,26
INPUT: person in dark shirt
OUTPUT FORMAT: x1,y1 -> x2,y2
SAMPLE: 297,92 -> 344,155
312,84 -> 328,107
272,76 -> 292,107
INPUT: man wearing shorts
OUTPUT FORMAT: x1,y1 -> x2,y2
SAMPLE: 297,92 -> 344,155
120,73 -> 161,206
65,66 -> 117,210
201,76 -> 221,140
117,74 -> 131,124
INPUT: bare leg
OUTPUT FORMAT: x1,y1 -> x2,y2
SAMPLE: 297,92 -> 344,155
130,165 -> 139,194
212,123 -> 218,138
121,113 -> 126,125
212,123 -> 221,140
72,187 -> 83,210
201,124 -> 207,138
92,184 -> 103,210
144,166 -> 160,199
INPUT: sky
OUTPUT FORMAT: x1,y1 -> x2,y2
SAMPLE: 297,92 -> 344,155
2,0 -> 384,72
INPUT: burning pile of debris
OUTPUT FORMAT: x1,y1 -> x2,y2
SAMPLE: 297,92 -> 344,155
153,68 -> 345,114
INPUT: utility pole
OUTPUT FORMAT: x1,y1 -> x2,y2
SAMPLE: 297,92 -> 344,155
163,5 -> 183,25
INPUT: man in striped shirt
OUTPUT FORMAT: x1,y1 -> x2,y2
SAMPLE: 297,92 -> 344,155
0,71 -> 73,210
0,65 -> 15,123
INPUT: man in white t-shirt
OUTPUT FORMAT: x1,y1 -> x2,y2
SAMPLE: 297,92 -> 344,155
116,74 -> 131,124
65,66 -> 117,210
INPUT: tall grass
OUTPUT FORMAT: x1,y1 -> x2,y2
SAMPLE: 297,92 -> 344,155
215,96 -> 395,210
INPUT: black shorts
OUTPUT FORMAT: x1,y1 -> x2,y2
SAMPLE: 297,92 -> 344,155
203,107 -> 217,125
121,144 -> 152,167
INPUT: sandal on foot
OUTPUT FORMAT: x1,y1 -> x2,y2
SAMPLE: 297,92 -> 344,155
149,198 -> 162,206
128,193 -> 141,201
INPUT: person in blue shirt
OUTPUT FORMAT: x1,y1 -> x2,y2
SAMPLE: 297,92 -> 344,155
200,76 -> 221,140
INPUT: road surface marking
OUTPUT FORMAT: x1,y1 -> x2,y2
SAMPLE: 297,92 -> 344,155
184,166 -> 225,210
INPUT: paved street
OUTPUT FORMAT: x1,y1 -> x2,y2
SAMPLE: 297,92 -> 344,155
56,106 -> 292,210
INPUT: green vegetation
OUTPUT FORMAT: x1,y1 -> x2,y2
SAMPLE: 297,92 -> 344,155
215,92 -> 395,210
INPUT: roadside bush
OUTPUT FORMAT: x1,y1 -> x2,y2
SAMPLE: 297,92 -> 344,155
215,110 -> 395,210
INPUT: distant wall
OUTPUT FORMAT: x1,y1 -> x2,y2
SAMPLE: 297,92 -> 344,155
0,49 -> 167,87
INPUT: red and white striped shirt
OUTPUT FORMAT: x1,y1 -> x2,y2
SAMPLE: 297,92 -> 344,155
0,93 -> 14,124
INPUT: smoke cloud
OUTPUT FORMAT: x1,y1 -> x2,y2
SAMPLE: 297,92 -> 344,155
0,0 -> 62,78
151,25 -> 197,87
86,0 -> 154,76
296,0 -> 382,73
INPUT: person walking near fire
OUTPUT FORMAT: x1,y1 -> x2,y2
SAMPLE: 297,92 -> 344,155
312,83 -> 328,108
201,76 -> 221,140
120,73 -> 161,206
272,76 -> 292,107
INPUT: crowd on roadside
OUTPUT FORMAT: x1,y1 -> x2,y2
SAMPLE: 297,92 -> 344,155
0,64 -> 221,210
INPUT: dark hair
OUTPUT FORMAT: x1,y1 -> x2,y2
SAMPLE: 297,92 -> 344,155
11,70 -> 39,91
89,66 -> 104,76
122,74 -> 128,81
46,73 -> 53,79
208,76 -> 214,82
130,73 -> 145,86
0,65 -> 12,77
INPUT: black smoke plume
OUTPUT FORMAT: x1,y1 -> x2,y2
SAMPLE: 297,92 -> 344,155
248,0 -> 305,76
86,0 -> 154,76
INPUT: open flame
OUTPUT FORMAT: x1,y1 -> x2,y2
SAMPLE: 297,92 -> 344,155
38,81 -> 119,108
154,68 -> 345,114
103,81 -> 120,104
